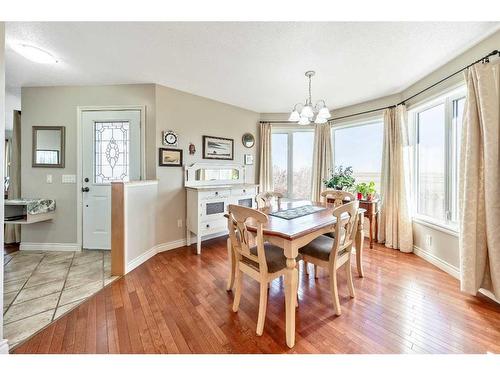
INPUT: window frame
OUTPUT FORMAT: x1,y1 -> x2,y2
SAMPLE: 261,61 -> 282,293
409,85 -> 466,232
271,126 -> 315,199
331,115 -> 384,190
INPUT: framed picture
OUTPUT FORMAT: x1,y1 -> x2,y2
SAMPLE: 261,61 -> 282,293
159,148 -> 183,167
244,154 -> 253,165
202,135 -> 234,160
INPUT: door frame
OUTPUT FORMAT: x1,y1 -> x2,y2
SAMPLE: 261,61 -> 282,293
76,105 -> 146,250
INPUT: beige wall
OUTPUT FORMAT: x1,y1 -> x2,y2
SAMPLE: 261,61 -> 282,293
154,84 -> 259,245
19,83 -> 259,247
21,84 -> 156,245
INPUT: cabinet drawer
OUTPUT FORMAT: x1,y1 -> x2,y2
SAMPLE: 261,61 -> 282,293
200,190 -> 230,200
231,187 -> 256,197
200,218 -> 227,235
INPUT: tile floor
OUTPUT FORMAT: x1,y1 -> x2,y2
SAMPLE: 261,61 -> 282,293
3,249 -> 118,348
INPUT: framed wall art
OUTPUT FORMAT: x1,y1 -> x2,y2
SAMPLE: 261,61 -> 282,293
159,148 -> 183,167
202,135 -> 234,160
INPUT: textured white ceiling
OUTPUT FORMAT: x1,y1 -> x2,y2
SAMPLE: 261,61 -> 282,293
5,22 -> 500,113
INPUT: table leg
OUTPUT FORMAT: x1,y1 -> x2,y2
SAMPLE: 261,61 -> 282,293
284,257 -> 298,348
369,215 -> 375,249
355,214 -> 365,277
226,237 -> 236,292
374,213 -> 379,244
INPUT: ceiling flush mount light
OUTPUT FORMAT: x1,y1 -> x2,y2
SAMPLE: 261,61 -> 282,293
288,71 -> 331,125
12,43 -> 58,64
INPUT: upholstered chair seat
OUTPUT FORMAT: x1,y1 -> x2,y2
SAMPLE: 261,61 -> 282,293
300,235 -> 347,262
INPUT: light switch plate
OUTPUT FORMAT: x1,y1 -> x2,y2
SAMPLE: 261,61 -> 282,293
46,174 -> 53,184
62,174 -> 76,184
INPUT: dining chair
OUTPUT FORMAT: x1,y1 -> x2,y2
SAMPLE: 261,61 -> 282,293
255,191 -> 283,209
303,189 -> 357,278
228,204 -> 296,336
321,189 -> 355,206
299,200 -> 359,316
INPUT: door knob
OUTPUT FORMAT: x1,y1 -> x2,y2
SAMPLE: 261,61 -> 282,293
82,187 -> 90,192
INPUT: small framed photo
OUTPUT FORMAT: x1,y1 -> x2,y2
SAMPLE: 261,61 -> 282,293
203,135 -> 234,160
244,154 -> 253,165
159,148 -> 183,167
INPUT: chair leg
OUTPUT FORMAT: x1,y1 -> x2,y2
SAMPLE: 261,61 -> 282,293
304,261 -> 309,275
256,282 -> 268,336
346,261 -> 356,298
314,265 -> 319,279
232,267 -> 243,313
329,264 -> 341,316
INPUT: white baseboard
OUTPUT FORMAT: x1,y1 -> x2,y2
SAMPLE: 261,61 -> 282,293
126,245 -> 158,273
479,289 -> 500,304
122,233 -> 228,274
413,245 -> 460,279
20,242 -> 82,252
0,339 -> 9,354
156,233 -> 226,253
155,238 -> 189,253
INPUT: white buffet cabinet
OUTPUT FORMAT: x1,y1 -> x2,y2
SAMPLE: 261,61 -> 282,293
185,163 -> 259,254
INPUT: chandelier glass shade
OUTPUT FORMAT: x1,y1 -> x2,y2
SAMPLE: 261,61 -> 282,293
288,71 -> 331,125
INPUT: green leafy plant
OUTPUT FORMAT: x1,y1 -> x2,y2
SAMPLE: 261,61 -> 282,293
356,182 -> 369,196
323,166 -> 356,192
366,181 -> 376,196
356,181 -> 376,200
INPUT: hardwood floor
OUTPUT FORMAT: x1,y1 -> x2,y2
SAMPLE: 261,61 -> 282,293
4,243 -> 20,255
12,237 -> 500,354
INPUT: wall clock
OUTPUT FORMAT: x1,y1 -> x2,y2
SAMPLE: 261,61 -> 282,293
162,130 -> 178,147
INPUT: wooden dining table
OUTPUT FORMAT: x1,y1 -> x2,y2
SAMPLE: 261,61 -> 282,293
225,200 -> 366,348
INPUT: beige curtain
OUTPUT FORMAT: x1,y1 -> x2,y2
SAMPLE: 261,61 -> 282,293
311,123 -> 333,202
5,110 -> 21,244
459,61 -> 500,299
258,122 -> 273,192
378,104 -> 413,252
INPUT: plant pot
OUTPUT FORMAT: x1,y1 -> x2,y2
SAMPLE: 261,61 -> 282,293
357,192 -> 363,200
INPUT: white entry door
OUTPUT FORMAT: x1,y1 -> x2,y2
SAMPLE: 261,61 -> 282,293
82,110 -> 141,249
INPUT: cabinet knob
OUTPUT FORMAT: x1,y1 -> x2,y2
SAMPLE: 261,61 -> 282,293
243,189 -> 246,193
206,224 -> 210,228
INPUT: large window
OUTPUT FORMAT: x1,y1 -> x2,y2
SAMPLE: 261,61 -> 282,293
411,87 -> 465,227
332,120 -> 384,191
271,129 -> 314,199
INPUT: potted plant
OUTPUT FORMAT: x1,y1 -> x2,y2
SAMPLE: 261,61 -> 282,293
323,166 -> 356,192
356,182 -> 368,200
366,181 -> 376,201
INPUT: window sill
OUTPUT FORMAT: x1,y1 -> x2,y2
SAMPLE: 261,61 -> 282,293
412,216 -> 459,237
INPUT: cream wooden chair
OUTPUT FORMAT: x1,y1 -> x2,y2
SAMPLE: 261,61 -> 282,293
320,189 -> 355,206
304,189 -> 357,277
255,191 -> 283,209
228,204 -> 293,336
299,201 -> 359,316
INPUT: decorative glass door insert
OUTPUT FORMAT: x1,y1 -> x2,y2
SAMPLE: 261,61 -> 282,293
94,121 -> 130,183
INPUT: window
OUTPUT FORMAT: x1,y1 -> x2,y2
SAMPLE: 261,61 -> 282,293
411,87 -> 466,228
332,120 -> 384,191
271,129 -> 314,199
94,121 -> 130,183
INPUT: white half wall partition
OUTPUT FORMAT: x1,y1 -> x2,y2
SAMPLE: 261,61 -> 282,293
111,180 -> 158,275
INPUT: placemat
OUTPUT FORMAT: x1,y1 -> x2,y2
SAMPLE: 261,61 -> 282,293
269,205 -> 325,220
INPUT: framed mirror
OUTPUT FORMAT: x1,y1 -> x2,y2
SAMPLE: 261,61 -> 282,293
242,133 -> 255,148
32,126 -> 65,168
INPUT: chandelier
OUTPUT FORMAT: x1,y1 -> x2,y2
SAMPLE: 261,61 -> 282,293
288,71 -> 331,125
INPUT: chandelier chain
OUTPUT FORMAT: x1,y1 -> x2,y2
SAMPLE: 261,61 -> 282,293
308,75 -> 312,105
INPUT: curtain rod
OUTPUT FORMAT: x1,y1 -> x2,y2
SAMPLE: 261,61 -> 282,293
259,49 -> 499,125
